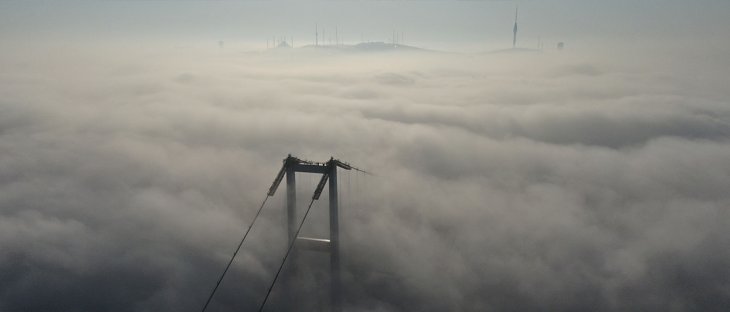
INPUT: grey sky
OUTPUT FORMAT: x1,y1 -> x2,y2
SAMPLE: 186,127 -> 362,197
1,0 -> 728,51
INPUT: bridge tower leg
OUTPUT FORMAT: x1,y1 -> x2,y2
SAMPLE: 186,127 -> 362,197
285,157 -> 298,304
328,163 -> 341,312
286,158 -> 297,246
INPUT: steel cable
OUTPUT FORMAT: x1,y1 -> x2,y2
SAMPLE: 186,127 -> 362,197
200,194 -> 271,312
257,197 -> 318,312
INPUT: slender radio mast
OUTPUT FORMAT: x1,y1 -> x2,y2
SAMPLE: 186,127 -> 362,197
513,5 -> 519,48
316,23 -> 319,46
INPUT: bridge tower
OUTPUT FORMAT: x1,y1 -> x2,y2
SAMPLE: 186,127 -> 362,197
268,155 -> 353,311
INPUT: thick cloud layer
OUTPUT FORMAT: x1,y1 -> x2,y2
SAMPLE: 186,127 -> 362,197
1,44 -> 730,311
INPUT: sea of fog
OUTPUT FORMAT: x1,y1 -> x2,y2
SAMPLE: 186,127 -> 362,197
1,42 -> 729,311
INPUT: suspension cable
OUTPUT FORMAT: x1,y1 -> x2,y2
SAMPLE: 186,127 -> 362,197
258,197 -> 318,312
201,194 -> 271,312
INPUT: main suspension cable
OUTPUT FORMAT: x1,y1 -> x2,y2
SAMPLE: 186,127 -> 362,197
258,197 -> 318,312
201,194 -> 271,312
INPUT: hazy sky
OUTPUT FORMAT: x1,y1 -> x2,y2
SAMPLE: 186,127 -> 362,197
1,1 -> 730,311
1,0 -> 729,51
